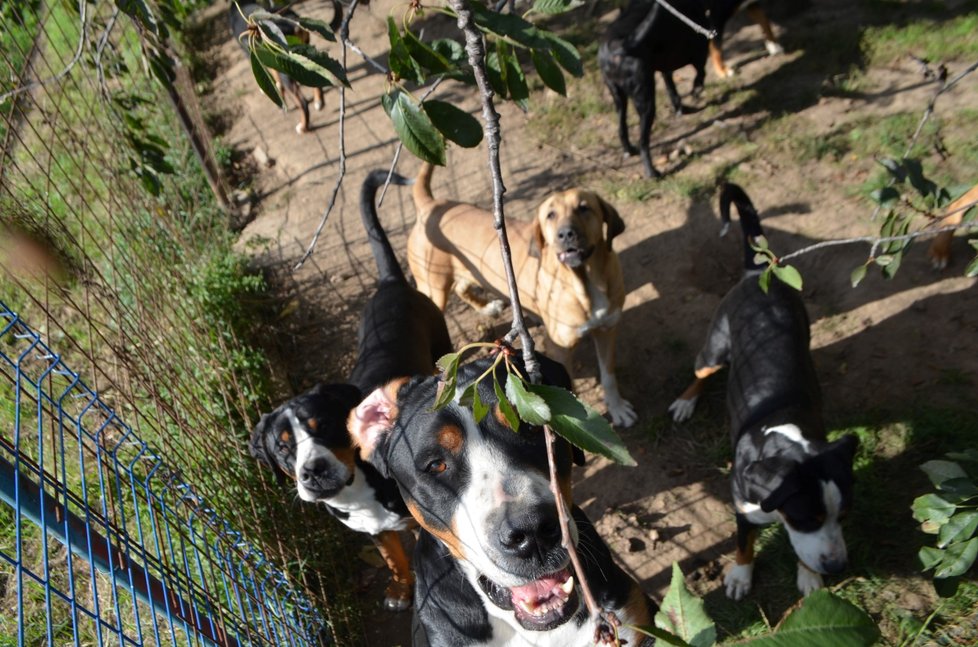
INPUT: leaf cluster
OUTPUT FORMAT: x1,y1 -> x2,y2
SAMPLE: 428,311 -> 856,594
912,452 -> 978,597
634,564 -> 880,646
749,236 -> 804,294
434,343 -> 635,466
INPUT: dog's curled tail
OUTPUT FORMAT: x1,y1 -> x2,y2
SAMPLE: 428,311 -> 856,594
361,170 -> 414,284
719,183 -> 767,271
413,161 -> 436,211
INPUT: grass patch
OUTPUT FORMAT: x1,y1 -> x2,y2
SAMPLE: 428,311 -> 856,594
862,9 -> 978,66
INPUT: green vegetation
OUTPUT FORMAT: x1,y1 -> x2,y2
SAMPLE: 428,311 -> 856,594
863,10 -> 978,66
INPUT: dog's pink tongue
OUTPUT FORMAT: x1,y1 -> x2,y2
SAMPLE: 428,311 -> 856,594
510,570 -> 571,606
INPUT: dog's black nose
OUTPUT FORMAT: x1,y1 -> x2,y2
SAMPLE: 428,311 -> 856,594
556,226 -> 579,245
498,505 -> 562,561
299,457 -> 330,485
821,557 -> 847,574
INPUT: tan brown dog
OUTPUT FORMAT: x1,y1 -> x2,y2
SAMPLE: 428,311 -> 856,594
407,162 -> 637,427
928,182 -> 978,269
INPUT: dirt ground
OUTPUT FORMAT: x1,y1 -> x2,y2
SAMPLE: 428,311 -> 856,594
197,0 -> 977,643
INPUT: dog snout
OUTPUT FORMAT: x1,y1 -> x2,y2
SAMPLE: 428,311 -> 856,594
556,226 -> 579,247
820,556 -> 847,575
497,505 -> 562,562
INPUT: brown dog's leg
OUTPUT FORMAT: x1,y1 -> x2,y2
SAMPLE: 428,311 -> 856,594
372,530 -> 413,612
709,40 -> 732,78
928,182 -> 978,269
454,279 -> 504,317
745,5 -> 784,56
312,86 -> 325,111
590,327 -> 636,427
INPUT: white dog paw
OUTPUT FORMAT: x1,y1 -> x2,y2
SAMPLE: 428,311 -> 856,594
725,564 -> 753,601
480,299 -> 505,318
608,398 -> 637,428
295,122 -> 307,134
668,396 -> 698,422
313,100 -> 324,111
797,563 -> 824,596
766,40 -> 785,56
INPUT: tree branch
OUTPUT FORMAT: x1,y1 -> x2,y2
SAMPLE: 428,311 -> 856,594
447,0 -> 539,381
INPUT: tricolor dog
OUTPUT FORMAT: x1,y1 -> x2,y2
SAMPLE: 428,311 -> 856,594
250,170 -> 453,611
669,183 -> 857,600
408,161 -> 636,428
350,354 -> 655,646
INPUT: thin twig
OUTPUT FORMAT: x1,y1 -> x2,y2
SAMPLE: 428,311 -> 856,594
654,0 -> 716,39
94,7 -> 122,97
0,0 -> 89,104
447,0 -> 539,381
293,0 -> 360,272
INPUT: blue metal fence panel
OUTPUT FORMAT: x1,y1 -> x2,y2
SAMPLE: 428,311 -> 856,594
0,300 -> 328,646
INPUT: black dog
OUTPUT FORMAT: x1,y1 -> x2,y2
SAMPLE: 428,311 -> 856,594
229,2 -> 342,133
250,170 -> 453,611
350,354 -> 655,646
706,0 -> 784,79
599,0 -> 708,178
669,183 -> 857,600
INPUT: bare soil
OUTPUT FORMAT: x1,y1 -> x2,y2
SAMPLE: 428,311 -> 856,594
197,0 -> 978,643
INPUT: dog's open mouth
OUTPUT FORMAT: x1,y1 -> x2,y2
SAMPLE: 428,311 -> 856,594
557,246 -> 591,268
477,567 -> 579,630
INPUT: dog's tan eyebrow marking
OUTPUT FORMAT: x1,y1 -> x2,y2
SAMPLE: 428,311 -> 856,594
307,417 -> 317,430
695,364 -> 725,379
437,423 -> 464,454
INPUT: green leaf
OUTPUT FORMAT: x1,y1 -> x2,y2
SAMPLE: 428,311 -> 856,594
919,545 -> 944,571
297,15 -> 337,41
494,377 -> 521,432
881,250 -> 903,279
874,254 -> 894,267
290,44 -> 350,87
655,564 -> 716,647
739,590 -> 880,647
933,537 -> 978,578
250,50 -> 283,108
869,186 -> 900,206
254,44 -> 333,88
485,47 -> 508,98
933,574 -> 962,598
531,49 -> 566,95
436,352 -> 460,374
468,2 -> 552,49
948,448 -> 978,463
117,0 -> 160,36
472,383 -> 490,423
850,264 -> 867,288
938,511 -> 978,549
530,0 -> 585,14
912,493 -> 957,526
629,625 -> 690,646
758,267 -> 772,294
921,460 -> 969,488
502,45 -> 529,111
387,17 -> 425,84
403,28 -> 453,74
772,264 -> 803,291
423,101 -> 483,148
505,374 -> 551,426
434,352 -> 460,410
938,477 -> 978,501
383,90 -> 446,166
965,252 -> 978,278
528,384 -> 636,466
254,13 -> 290,47
544,33 -> 583,77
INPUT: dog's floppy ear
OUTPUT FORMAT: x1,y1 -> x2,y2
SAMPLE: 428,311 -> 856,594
528,218 -> 545,258
249,413 -> 274,467
596,194 -> 625,248
348,379 -> 405,478
743,457 -> 799,513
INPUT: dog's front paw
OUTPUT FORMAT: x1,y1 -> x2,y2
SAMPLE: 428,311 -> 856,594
607,397 -> 637,428
668,396 -> 698,423
480,299 -> 505,318
383,579 -> 412,613
796,562 -> 824,596
313,100 -> 324,111
765,40 -> 785,56
295,122 -> 308,134
724,563 -> 753,600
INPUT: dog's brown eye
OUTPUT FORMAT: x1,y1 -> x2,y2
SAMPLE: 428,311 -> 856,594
546,210 -> 556,220
307,418 -> 317,430
425,459 -> 447,474
279,430 -> 291,443
577,201 -> 589,212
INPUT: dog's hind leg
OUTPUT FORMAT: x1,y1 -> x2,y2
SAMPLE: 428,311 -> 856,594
632,80 -> 659,178
745,4 -> 783,56
661,73 -> 684,115
312,86 -> 324,111
455,279 -> 505,317
610,83 -> 638,156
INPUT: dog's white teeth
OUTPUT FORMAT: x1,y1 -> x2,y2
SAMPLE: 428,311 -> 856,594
558,575 -> 574,598
517,599 -> 538,615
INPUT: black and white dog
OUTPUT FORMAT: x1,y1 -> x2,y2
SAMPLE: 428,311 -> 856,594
349,353 -> 655,646
669,183 -> 857,600
250,170 -> 453,611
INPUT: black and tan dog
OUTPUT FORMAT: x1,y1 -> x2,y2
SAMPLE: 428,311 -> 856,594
250,170 -> 452,611
669,183 -> 857,600
408,161 -> 636,427
229,2 -> 342,133
706,0 -> 784,79
349,353 -> 654,645
599,0 -> 709,178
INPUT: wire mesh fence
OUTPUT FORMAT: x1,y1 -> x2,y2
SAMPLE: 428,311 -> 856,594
1,1 -> 360,644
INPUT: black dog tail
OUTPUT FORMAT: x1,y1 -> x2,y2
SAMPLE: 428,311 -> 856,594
719,182 -> 767,271
360,170 -> 413,284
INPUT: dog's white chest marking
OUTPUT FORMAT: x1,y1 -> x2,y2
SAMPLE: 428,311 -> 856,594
322,466 -> 411,534
763,423 -> 812,453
